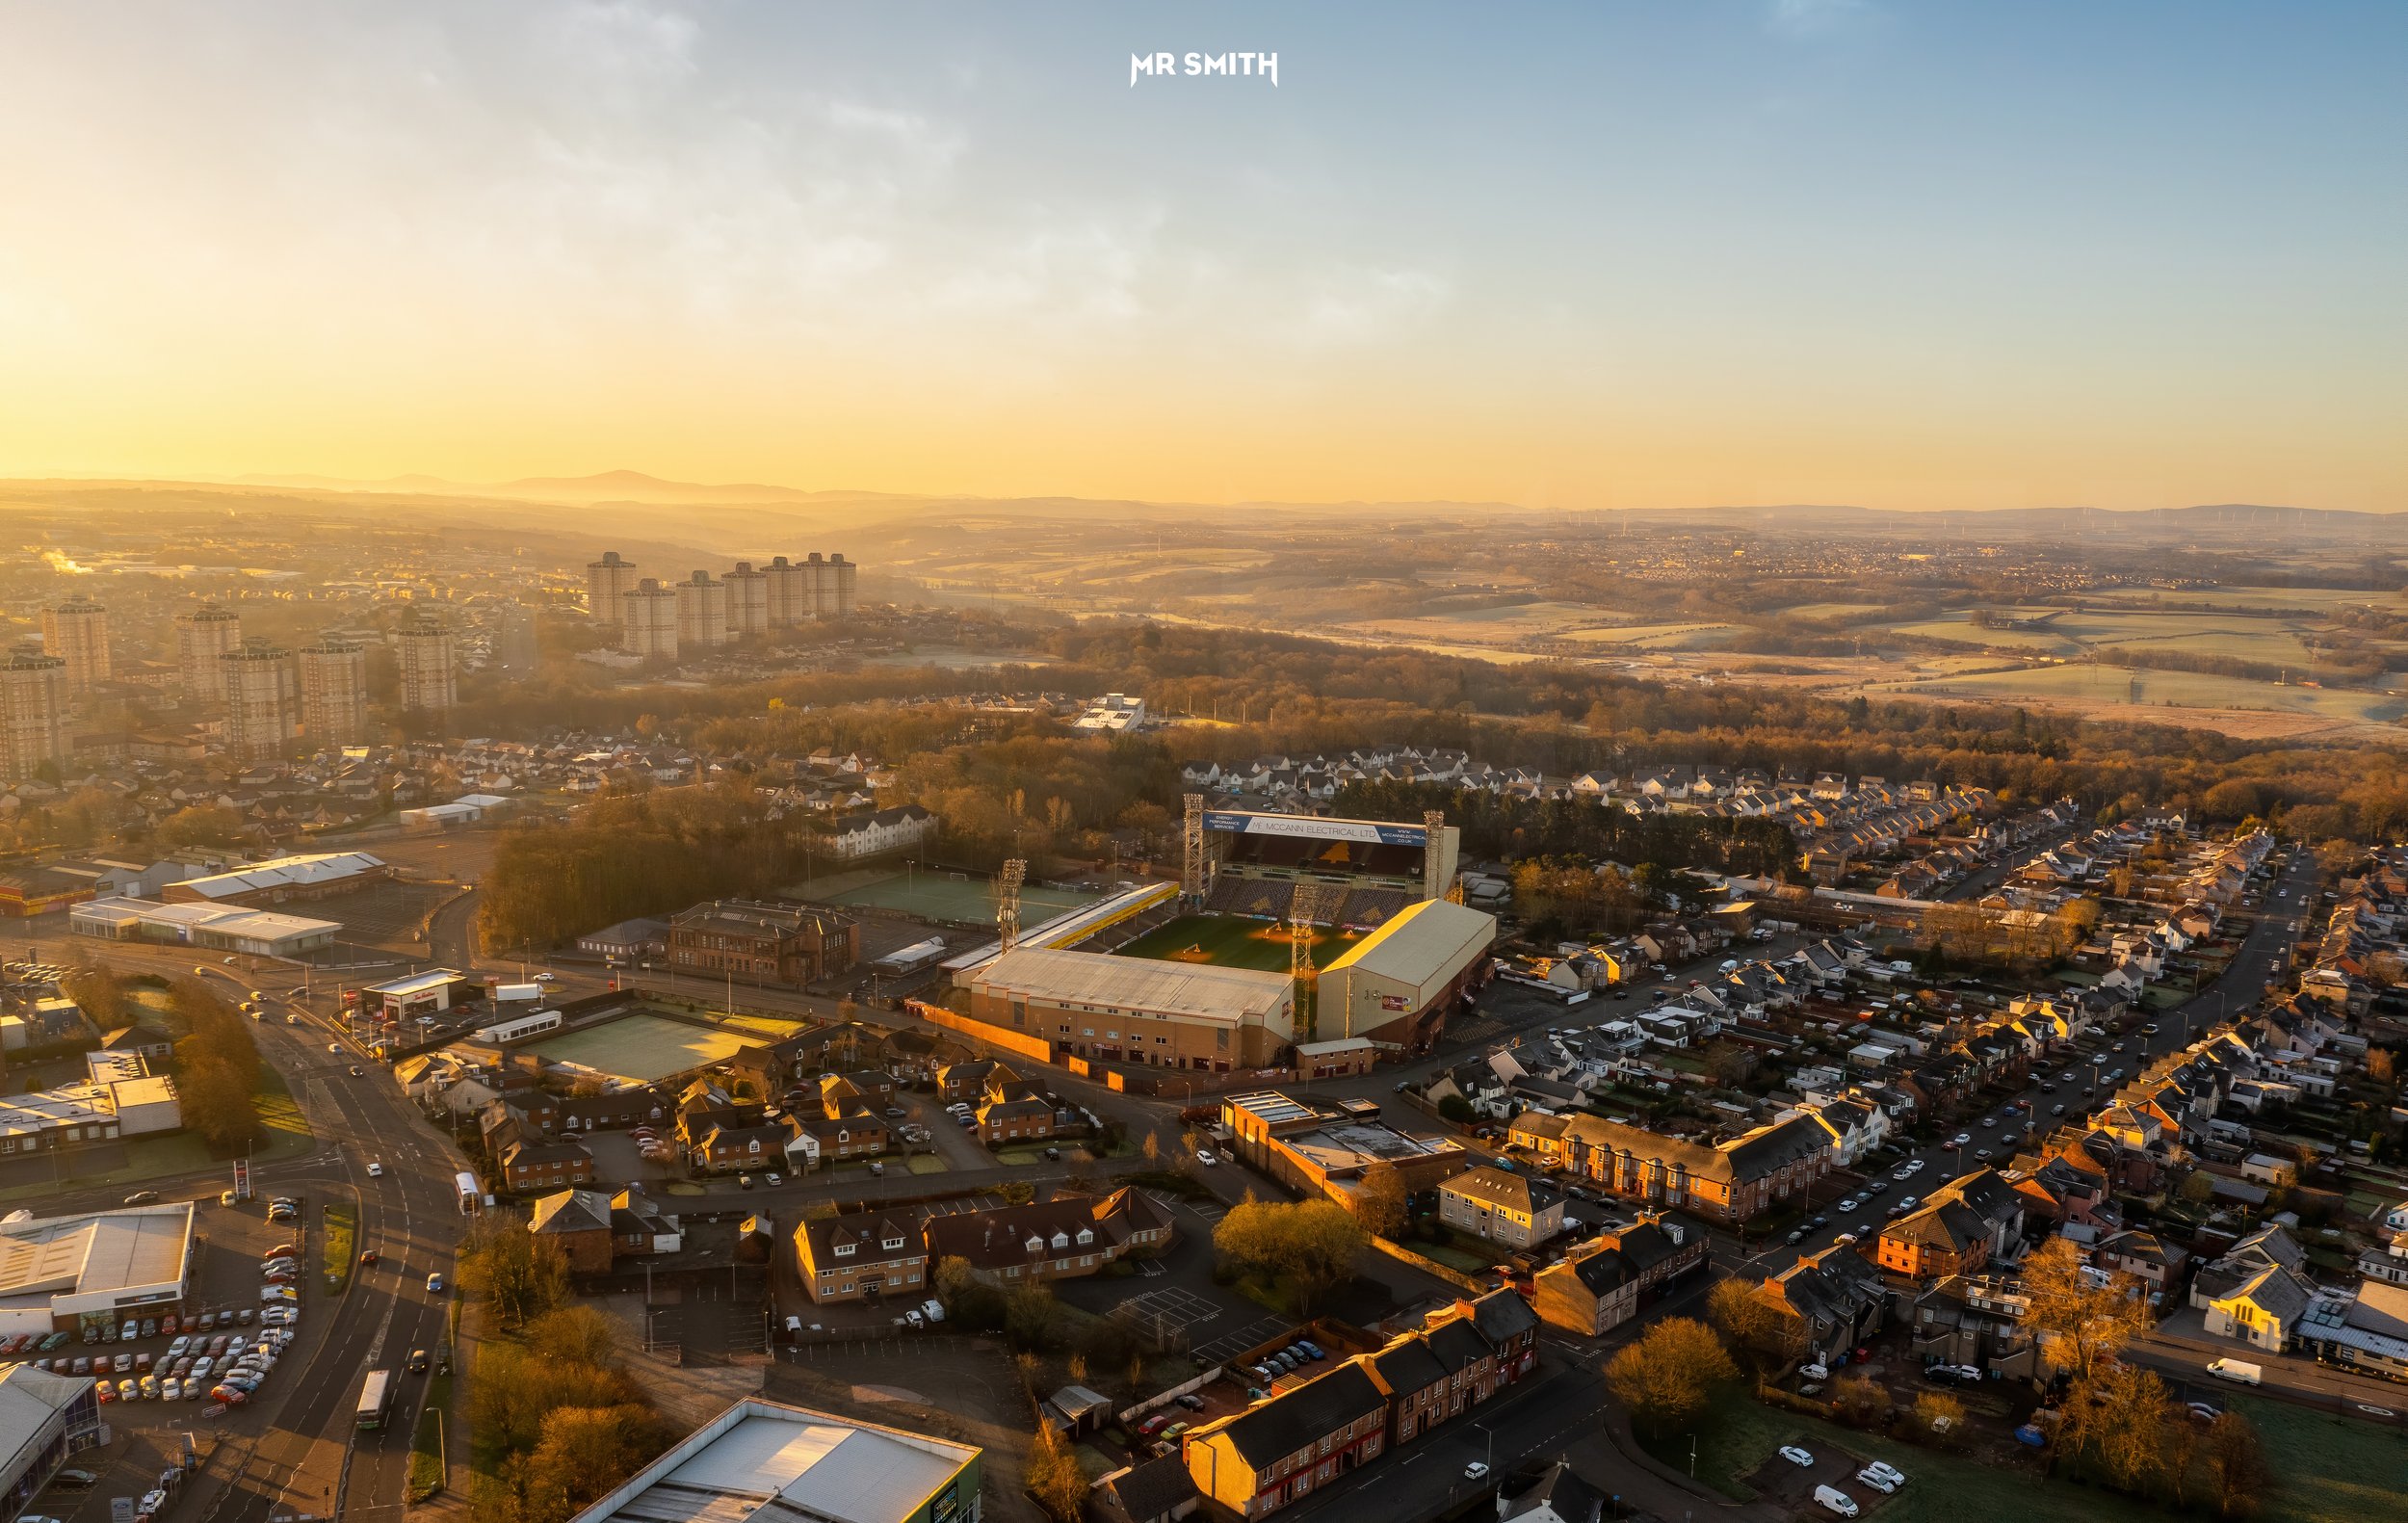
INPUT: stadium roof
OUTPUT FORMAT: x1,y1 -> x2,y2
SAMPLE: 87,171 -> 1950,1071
171,851 -> 387,899
972,947 -> 1292,1026
566,1396 -> 980,1523
1322,898 -> 1496,986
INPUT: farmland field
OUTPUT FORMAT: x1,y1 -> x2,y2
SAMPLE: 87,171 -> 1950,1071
1885,662 -> 2408,724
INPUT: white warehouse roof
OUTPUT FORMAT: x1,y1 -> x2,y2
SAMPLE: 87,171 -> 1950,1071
971,947 -> 1292,1026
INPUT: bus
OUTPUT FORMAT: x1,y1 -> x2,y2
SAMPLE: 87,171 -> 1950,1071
355,1369 -> 394,1431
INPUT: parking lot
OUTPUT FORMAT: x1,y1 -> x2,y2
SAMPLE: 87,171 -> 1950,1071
14,1193 -> 327,1523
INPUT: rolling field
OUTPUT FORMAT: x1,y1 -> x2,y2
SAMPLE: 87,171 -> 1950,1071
1112,912 -> 1371,972
1886,662 -> 2408,724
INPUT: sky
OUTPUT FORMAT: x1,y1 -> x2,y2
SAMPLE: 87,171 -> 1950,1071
0,1 -> 2402,512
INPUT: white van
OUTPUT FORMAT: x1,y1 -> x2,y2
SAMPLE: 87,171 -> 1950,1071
1813,1485 -> 1860,1518
2207,1358 -> 2263,1385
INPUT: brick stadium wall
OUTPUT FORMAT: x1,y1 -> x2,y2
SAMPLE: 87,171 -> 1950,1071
906,1000 -> 1054,1064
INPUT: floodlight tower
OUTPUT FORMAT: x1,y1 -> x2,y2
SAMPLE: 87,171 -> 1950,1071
1182,793 -> 1207,906
997,858 -> 1028,952
1288,882 -> 1343,1043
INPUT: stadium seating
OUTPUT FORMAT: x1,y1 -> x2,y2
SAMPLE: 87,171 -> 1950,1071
1334,885 -> 1415,927
1207,877 -> 1295,921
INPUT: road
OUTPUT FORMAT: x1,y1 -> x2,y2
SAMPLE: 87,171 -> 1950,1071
30,961 -> 470,1523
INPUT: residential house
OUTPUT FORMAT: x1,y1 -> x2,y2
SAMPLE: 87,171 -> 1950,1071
1560,1113 -> 1830,1224
1437,1167 -> 1565,1248
1532,1213 -> 1708,1337
792,1209 -> 929,1305
922,1188 -> 1176,1286
1183,1360 -> 1391,1519
1874,1169 -> 2024,1283
1756,1245 -> 1889,1366
496,1135 -> 595,1195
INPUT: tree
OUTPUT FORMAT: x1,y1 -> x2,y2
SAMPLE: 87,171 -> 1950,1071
516,1404 -> 670,1523
2022,1237 -> 2151,1383
525,1305 -> 626,1371
934,1255 -> 1005,1330
1025,1422 -> 1087,1522
2088,1365 -> 2170,1494
1353,1166 -> 1408,1241
1830,1371 -> 1886,1427
156,804 -> 249,848
1605,1317 -> 1737,1436
60,964 -> 129,1029
1212,1199 -> 1366,1314
1004,1280 -> 1060,1352
1913,1391 -> 1967,1450
458,1220 -> 570,1329
1706,1276 -> 1804,1375
2206,1412 -> 2269,1518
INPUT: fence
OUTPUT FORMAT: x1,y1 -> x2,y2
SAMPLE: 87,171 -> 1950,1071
908,1000 -> 1055,1064
1369,1234 -> 1497,1296
1115,1365 -> 1225,1428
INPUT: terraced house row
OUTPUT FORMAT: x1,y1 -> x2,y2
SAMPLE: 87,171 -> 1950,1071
1181,1290 -> 1538,1519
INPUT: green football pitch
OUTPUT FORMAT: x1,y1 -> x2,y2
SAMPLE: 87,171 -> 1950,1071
1112,913 -> 1369,973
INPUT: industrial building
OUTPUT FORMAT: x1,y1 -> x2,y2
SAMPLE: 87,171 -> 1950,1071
0,1063 -> 180,1157
0,1203 -> 195,1339
69,896 -> 342,957
1218,1090 -> 1468,1216
161,850 -> 395,907
565,1396 -> 981,1523
968,947 -> 1296,1070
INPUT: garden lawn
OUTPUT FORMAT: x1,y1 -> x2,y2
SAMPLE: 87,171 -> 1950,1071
1654,1390 -> 2162,1523
2235,1394 -> 2408,1523
904,1155 -> 949,1175
323,1202 -> 357,1291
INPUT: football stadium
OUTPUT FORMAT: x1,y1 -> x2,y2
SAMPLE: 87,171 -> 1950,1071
949,802 -> 1495,1069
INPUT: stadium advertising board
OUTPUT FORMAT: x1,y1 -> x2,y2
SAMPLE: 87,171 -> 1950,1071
1204,811 -> 1427,847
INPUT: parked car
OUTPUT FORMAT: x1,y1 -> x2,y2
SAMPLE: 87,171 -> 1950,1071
1781,1446 -> 1815,1467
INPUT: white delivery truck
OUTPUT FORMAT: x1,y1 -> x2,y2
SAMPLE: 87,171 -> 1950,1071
2206,1358 -> 2263,1385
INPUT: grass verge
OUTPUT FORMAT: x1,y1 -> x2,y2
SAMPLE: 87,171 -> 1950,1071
2235,1393 -> 2408,1523
323,1202 -> 357,1292
408,1373 -> 452,1501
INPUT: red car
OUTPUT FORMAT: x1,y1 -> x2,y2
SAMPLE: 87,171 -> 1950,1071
358,1250 -> 380,1266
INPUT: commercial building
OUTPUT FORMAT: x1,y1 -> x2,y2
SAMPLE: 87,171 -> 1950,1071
397,617 -> 457,715
725,562 -> 770,637
0,1067 -> 181,1159
162,850 -> 394,907
69,896 -> 342,957
0,1203 -> 195,1338
1315,898 -> 1496,1048
0,647 -> 67,784
564,1396 -> 981,1523
39,596 -> 111,694
669,900 -> 859,986
675,570 -> 731,650
1219,1090 -> 1468,1216
220,639 -> 297,761
299,640 -> 368,747
0,1362 -> 103,1510
587,551 -> 641,632
360,968 -> 469,1020
969,948 -> 1296,1071
620,578 -> 680,660
174,603 -> 242,699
